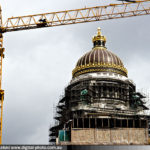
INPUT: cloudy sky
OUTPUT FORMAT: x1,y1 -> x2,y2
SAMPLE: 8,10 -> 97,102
0,0 -> 150,144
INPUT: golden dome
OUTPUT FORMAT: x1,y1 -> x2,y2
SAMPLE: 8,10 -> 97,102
72,28 -> 128,78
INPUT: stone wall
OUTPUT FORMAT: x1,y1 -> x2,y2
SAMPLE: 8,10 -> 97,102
71,128 -> 148,145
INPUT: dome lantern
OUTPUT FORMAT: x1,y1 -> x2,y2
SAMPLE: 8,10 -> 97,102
92,27 -> 106,48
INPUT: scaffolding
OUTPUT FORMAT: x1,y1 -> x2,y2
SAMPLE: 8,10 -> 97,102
49,77 -> 150,143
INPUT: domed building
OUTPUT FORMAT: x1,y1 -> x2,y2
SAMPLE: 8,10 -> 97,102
49,28 -> 150,145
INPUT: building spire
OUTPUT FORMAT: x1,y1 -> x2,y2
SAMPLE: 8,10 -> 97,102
97,27 -> 101,36
92,27 -> 106,48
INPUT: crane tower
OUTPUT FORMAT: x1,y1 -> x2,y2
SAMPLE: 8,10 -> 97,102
0,5 -> 4,144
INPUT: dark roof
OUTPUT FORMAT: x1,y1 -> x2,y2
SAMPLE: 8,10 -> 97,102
72,47 -> 127,78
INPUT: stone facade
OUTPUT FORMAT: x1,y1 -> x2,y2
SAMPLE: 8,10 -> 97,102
71,128 -> 148,145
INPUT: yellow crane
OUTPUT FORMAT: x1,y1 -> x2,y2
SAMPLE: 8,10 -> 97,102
0,0 -> 150,144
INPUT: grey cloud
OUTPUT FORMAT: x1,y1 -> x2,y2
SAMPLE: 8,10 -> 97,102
1,0 -> 150,144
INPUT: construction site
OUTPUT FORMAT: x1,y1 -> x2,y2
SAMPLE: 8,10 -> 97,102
0,0 -> 150,147
49,28 -> 150,145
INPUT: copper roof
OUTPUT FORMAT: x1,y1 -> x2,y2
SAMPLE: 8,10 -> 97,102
72,28 -> 127,78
